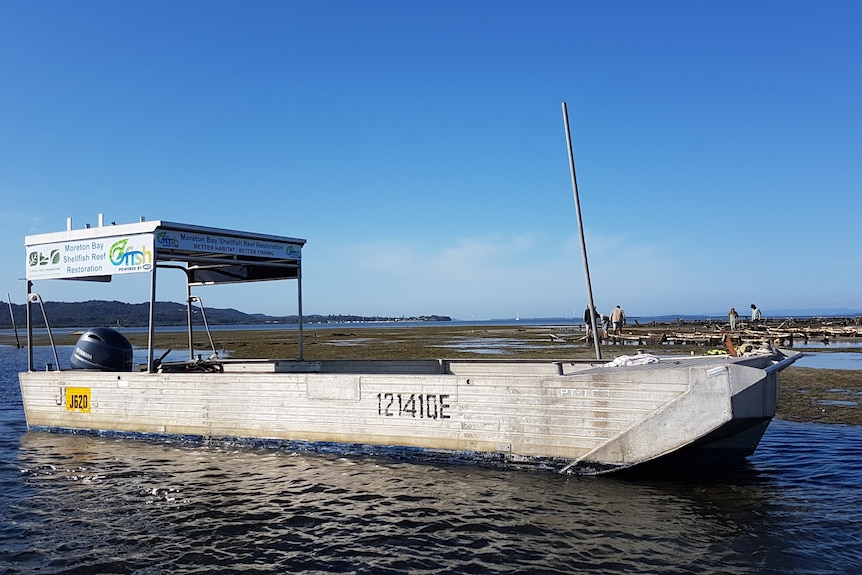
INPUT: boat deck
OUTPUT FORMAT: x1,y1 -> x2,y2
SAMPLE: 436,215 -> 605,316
152,351 -> 789,377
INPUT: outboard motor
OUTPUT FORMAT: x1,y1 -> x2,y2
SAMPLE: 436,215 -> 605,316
70,328 -> 133,371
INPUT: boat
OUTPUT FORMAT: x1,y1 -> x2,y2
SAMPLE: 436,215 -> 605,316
18,217 -> 801,474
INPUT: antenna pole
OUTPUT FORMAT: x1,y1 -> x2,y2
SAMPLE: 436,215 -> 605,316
562,102 -> 601,360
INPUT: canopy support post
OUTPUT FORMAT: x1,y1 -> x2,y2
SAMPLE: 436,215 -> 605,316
297,264 -> 304,360
26,280 -> 33,371
147,265 -> 157,372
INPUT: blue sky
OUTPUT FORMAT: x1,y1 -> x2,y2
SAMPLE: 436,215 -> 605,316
2,1 -> 860,320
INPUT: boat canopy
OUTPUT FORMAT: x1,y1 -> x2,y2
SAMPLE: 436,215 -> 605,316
25,218 -> 305,284
24,217 -> 307,370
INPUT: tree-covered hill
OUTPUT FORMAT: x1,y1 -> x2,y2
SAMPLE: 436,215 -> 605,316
3,300 -> 450,329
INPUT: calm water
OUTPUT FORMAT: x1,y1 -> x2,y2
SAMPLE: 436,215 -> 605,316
2,345 -> 861,574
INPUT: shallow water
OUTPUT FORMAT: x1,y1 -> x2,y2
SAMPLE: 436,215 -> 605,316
2,345 -> 861,574
791,340 -> 862,350
794,351 -> 862,370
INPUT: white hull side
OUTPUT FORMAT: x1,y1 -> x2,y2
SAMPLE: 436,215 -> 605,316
19,354 -> 797,474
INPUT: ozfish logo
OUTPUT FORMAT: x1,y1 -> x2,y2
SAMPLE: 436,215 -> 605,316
156,232 -> 180,248
110,238 -> 153,271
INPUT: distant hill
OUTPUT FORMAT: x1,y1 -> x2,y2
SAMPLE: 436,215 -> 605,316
3,300 -> 451,329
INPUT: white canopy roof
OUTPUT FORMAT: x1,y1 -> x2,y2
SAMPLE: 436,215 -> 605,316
24,217 -> 309,368
25,219 -> 305,285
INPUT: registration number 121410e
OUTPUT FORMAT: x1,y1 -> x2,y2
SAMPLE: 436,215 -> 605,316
377,392 -> 450,419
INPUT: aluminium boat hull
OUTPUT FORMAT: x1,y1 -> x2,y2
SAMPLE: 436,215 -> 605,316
19,350 -> 800,474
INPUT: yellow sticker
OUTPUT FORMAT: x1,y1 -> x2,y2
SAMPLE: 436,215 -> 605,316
66,387 -> 91,413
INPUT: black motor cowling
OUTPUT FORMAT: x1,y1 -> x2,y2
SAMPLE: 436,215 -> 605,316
70,328 -> 133,372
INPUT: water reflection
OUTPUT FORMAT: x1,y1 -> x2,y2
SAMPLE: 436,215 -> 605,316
433,336 -> 578,355
7,421 -> 860,573
7,429 -> 814,574
794,352 -> 862,370
789,340 -> 862,349
4,339 -> 862,573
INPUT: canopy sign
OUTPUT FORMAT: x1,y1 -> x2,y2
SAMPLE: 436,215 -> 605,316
26,233 -> 155,280
154,228 -> 302,260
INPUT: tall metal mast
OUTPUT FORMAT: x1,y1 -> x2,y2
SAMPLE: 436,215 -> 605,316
562,102 -> 601,360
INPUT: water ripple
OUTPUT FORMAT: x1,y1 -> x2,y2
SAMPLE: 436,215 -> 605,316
2,347 -> 862,574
